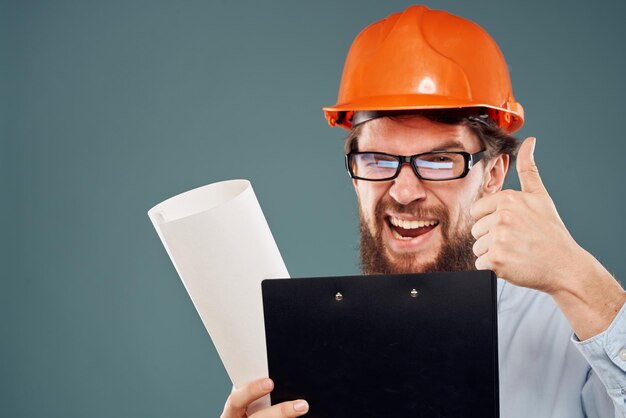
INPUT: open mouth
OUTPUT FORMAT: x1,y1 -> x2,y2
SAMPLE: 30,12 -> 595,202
387,216 -> 439,240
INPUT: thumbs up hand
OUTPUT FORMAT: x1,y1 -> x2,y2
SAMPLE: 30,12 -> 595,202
470,137 -> 585,294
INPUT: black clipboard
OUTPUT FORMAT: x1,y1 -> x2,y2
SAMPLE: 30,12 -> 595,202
262,270 -> 499,418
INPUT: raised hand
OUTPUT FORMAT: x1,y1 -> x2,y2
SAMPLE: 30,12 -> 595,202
470,137 -> 583,293
470,137 -> 625,339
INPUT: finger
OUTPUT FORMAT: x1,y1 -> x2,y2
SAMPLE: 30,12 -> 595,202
472,234 -> 491,258
475,253 -> 492,271
250,400 -> 309,418
516,137 -> 547,194
222,378 -> 274,418
470,193 -> 500,221
471,212 -> 497,240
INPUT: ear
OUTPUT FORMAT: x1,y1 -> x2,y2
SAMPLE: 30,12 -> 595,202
482,154 -> 509,194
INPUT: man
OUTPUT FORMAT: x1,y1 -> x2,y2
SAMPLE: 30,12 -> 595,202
221,5 -> 626,417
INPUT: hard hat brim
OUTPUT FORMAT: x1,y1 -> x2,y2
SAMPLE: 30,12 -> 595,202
323,94 -> 524,133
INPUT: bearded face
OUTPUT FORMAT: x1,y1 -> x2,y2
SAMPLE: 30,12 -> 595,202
351,116 -> 506,275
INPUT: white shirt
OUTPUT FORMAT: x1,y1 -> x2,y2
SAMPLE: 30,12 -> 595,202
497,278 -> 626,417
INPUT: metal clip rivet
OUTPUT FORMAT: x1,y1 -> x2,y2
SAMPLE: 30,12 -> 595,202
335,292 -> 343,301
410,289 -> 418,298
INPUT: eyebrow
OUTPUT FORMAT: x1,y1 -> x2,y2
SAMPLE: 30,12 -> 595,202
431,139 -> 466,151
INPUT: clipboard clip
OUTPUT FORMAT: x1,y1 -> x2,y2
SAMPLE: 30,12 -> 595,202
334,289 -> 419,300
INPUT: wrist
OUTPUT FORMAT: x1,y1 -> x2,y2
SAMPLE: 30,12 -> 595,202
547,243 -> 593,297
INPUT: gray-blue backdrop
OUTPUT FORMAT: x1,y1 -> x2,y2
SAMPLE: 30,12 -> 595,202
2,1 -> 625,417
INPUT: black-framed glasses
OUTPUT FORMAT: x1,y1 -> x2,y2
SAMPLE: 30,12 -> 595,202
345,150 -> 486,181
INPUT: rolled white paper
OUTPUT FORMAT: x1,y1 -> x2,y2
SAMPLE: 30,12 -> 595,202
148,179 -> 289,413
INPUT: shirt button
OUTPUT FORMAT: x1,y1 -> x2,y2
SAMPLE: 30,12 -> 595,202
620,349 -> 626,361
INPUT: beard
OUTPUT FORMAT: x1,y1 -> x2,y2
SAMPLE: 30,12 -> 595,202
359,196 -> 477,275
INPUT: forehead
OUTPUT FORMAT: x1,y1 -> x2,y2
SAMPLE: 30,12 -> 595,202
358,116 -> 479,154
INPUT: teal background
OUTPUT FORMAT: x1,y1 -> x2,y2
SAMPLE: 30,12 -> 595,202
2,1 -> 625,417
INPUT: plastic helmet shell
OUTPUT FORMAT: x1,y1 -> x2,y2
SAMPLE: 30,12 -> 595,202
323,5 -> 524,132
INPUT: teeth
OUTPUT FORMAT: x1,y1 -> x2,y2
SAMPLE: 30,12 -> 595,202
391,228 -> 414,240
389,216 -> 438,229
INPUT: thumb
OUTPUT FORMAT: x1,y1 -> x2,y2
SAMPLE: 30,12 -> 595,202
516,137 -> 546,194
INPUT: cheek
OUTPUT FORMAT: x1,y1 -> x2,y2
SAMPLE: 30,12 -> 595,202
431,183 -> 480,223
454,190 -> 481,225
355,183 -> 386,221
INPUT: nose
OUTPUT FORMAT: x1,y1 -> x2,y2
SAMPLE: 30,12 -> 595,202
388,164 -> 427,205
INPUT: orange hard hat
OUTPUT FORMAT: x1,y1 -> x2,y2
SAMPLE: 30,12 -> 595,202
323,5 -> 524,132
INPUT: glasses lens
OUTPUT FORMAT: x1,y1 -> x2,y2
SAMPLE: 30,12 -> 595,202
414,153 -> 465,180
351,153 -> 399,180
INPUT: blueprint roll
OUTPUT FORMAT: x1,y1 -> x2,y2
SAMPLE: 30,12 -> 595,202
148,179 -> 289,413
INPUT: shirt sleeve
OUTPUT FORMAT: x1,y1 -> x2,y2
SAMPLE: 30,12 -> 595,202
572,301 -> 626,417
